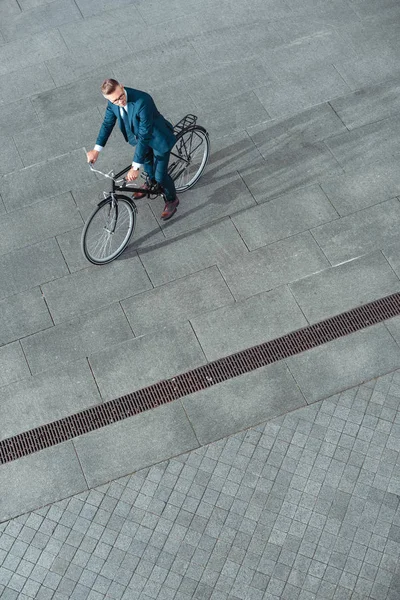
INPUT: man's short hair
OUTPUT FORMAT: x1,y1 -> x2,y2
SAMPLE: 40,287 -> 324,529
101,79 -> 120,95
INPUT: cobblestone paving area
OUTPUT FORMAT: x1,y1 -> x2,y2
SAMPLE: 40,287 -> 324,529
1,372 -> 400,600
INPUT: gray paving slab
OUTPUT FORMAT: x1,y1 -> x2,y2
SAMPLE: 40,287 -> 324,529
157,171 -> 256,237
13,109 -> 102,167
286,324 -> 400,403
231,184 -> 338,250
74,402 -> 199,488
263,29 -> 358,76
88,322 -> 206,401
0,359 -> 100,440
0,443 -> 87,522
330,80 -> 400,130
311,198 -> 400,265
0,341 -> 30,388
194,91 -> 271,140
44,45 -> 125,88
21,303 -> 134,375
41,256 -> 152,324
320,157 -> 400,216
0,29 -> 68,76
218,231 -> 330,301
190,285 -> 308,362
0,63 -> 55,104
289,251 -> 400,324
182,362 -> 306,445
334,50 -> 400,90
0,135 -> 23,176
0,0 -> 82,43
30,74 -> 110,125
0,99 -> 40,138
0,151 -> 93,211
0,0 -> 21,19
121,266 -> 234,337
147,83 -> 200,130
385,315 -> 400,348
206,131 -> 263,182
113,41 -> 206,93
247,103 -> 348,152
182,60 -> 276,108
138,218 -> 248,287
255,64 -> 351,120
0,193 -> 82,254
271,10 -> 360,43
0,238 -> 69,301
0,288 -> 53,347
75,0 -> 142,18
325,114 -> 400,170
189,22 -> 283,66
383,240 -> 400,279
349,0 -> 399,18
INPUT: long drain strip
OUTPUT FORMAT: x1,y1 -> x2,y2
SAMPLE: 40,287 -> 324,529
1,292 -> 400,465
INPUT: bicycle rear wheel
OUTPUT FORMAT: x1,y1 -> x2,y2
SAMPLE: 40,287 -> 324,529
81,195 -> 136,265
168,125 -> 210,192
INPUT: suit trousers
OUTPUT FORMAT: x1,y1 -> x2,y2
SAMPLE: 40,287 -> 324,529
142,147 -> 176,202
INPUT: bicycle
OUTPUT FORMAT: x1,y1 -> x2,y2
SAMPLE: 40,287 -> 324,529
81,114 -> 210,265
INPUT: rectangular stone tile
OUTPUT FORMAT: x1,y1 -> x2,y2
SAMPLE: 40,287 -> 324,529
1,0 -> 82,42
0,151 -> 93,210
311,198 -> 400,264
0,193 -> 82,254
13,109 -> 102,167
183,60 -> 275,108
31,74 -> 110,124
89,322 -> 206,400
231,185 -> 338,250
182,363 -> 306,445
0,238 -> 69,301
349,0 -> 399,19
247,103 -> 347,154
0,288 -> 53,347
255,64 -> 350,120
384,315 -> 400,348
75,0 -> 141,18
0,0 -> 21,19
320,157 -> 400,216
325,114 -> 400,170
190,22 -> 283,66
0,443 -> 88,522
383,240 -> 400,278
0,99 -> 40,137
330,80 -> 400,130
56,227 -> 95,273
271,10 -> 360,43
138,218 -> 248,287
74,401 -> 199,488
218,232 -> 330,301
289,251 -> 400,324
0,135 -> 23,175
206,130 -> 264,181
0,342 -> 30,388
333,49 -> 400,90
0,62 -> 55,103
113,41 -> 206,92
22,303 -> 134,375
193,91 -> 271,140
42,257 -> 152,323
158,171 -> 256,237
147,83 -> 199,130
0,29 -> 68,76
190,285 -> 308,362
45,43 -> 125,87
286,324 -> 400,404
121,266 -> 234,337
0,358 -> 100,439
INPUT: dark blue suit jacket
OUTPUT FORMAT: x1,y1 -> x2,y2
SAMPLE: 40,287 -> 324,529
96,87 -> 176,164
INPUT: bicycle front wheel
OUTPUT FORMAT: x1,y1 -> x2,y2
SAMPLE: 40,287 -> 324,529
81,195 -> 136,265
168,125 -> 210,192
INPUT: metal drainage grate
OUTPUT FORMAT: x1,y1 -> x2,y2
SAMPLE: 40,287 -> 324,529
1,292 -> 400,465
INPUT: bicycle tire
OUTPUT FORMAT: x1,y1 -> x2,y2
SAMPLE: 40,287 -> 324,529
168,125 -> 210,192
81,195 -> 136,265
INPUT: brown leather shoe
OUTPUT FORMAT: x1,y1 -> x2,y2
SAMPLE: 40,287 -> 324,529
133,182 -> 151,199
161,197 -> 179,220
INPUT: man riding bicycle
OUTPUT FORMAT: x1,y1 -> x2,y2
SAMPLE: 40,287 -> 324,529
87,79 -> 180,220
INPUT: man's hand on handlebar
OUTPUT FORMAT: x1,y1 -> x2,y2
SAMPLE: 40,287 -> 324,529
126,167 -> 140,182
87,149 -> 99,164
